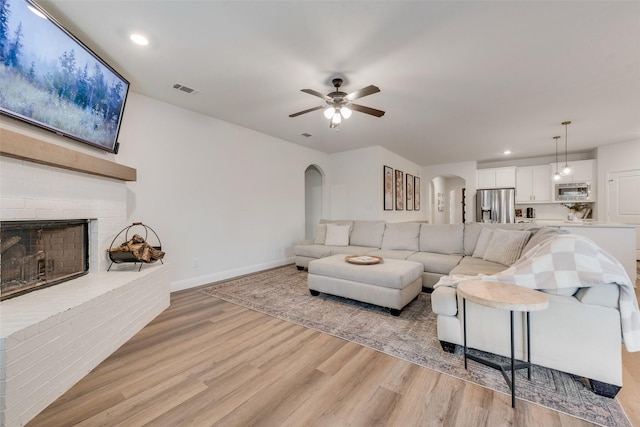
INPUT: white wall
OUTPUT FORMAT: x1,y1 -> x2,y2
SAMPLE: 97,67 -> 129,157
114,93 -> 330,291
326,146 -> 425,222
326,147 -> 379,220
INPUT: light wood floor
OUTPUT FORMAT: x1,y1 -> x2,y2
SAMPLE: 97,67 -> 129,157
27,281 -> 640,427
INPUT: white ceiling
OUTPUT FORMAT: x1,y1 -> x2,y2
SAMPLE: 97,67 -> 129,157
37,0 -> 640,166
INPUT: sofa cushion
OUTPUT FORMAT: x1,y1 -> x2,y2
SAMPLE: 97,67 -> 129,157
575,284 -> 620,309
350,220 -> 386,248
366,249 -> 417,260
449,256 -> 508,276
431,286 -> 458,316
328,246 -> 377,256
483,229 -> 531,266
540,287 -> 579,297
472,228 -> 494,258
419,224 -> 464,255
381,222 -> 421,251
319,219 -> 354,226
406,252 -> 463,275
294,244 -> 331,259
464,223 -> 532,256
325,223 -> 351,246
313,224 -> 327,245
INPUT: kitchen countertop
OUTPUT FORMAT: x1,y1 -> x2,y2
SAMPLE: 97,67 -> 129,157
533,219 -> 637,228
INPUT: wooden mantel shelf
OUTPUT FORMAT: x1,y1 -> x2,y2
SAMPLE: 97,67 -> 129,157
0,128 -> 136,181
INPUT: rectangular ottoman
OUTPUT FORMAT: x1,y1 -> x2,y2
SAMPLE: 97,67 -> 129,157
307,254 -> 423,315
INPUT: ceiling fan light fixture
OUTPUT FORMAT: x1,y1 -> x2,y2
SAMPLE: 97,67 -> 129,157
290,77 -> 384,125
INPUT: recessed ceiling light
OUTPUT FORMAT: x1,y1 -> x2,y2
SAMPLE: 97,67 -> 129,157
130,33 -> 149,46
27,5 -> 47,19
503,150 -> 512,155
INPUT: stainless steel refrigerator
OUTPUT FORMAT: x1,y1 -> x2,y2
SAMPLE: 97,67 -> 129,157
476,188 -> 515,223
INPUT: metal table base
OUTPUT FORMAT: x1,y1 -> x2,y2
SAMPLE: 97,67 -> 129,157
462,298 -> 534,409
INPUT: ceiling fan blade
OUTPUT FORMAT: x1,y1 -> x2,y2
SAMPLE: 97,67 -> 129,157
289,105 -> 325,118
301,89 -> 331,101
346,85 -> 380,101
350,103 -> 385,117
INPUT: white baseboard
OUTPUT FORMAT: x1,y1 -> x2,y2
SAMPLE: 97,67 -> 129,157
170,256 -> 296,292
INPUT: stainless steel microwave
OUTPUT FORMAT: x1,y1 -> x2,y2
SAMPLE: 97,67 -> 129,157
554,182 -> 592,201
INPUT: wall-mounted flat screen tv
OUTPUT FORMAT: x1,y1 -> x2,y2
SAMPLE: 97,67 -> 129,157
0,0 -> 129,153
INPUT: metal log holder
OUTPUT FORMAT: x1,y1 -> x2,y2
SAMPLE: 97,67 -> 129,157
107,222 -> 163,271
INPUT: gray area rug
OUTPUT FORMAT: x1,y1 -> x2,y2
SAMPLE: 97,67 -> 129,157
199,265 -> 630,427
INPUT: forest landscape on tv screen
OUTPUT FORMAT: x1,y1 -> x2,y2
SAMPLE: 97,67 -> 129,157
0,0 -> 129,153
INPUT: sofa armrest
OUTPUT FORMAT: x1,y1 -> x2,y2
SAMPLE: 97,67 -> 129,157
431,286 -> 458,316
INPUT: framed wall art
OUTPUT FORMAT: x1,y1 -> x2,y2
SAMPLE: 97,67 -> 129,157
395,170 -> 404,210
383,166 -> 394,211
414,176 -> 421,211
406,174 -> 414,211
437,192 -> 445,212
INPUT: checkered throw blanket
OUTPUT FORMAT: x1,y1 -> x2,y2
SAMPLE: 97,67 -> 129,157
434,234 -> 640,352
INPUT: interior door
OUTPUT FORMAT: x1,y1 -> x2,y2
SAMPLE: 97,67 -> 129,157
607,169 -> 640,259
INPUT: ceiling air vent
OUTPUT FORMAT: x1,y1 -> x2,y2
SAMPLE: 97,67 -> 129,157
173,83 -> 197,94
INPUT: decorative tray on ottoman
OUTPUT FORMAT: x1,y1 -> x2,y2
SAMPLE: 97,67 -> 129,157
345,255 -> 383,265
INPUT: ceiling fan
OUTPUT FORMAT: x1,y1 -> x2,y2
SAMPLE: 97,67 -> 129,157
289,78 -> 385,128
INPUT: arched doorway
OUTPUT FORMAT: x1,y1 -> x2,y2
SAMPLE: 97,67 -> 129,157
305,165 -> 324,239
430,175 -> 466,224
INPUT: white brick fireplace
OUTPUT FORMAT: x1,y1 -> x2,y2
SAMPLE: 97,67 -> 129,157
0,135 -> 170,427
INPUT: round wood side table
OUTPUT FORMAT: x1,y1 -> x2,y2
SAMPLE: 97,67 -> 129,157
457,280 -> 549,408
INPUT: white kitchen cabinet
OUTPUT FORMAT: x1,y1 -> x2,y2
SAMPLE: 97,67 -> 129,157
516,164 -> 551,203
549,159 -> 596,183
477,167 -> 516,189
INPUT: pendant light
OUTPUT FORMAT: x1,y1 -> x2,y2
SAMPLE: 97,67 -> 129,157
560,121 -> 573,176
553,136 -> 562,181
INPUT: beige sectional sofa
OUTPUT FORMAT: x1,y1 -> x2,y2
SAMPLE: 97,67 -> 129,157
294,220 -> 627,397
295,220 -> 530,289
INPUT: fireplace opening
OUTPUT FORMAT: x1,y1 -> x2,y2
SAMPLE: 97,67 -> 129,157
1,220 -> 89,301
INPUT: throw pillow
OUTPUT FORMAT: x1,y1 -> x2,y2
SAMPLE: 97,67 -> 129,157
483,229 -> 532,266
313,224 -> 327,245
324,223 -> 350,246
472,228 -> 494,258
